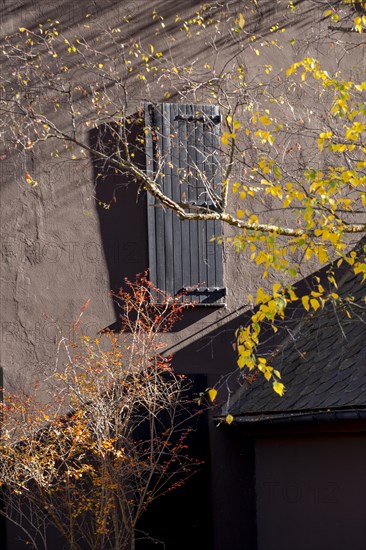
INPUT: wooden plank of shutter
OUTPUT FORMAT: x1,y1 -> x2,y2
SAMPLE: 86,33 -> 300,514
178,104 -> 191,303
145,102 -> 225,305
205,105 -> 216,291
186,104 -> 199,294
212,104 -> 224,291
153,104 -> 166,295
196,105 -> 207,304
162,103 -> 174,297
170,103 -> 183,299
145,103 -> 158,297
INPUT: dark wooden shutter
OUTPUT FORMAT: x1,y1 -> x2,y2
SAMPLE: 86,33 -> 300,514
145,102 -> 225,305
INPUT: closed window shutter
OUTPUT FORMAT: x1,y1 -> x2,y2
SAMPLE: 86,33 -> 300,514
145,102 -> 225,305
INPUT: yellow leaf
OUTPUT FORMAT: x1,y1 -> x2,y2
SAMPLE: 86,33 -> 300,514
310,298 -> 320,311
232,181 -> 240,193
221,133 -> 229,145
237,355 -> 245,369
273,283 -> 282,296
302,295 -> 310,311
288,288 -> 298,302
317,247 -> 328,264
259,115 -> 272,125
208,388 -> 217,402
273,165 -> 282,179
246,358 -> 255,371
267,299 -> 277,314
256,287 -> 270,305
273,381 -> 285,396
238,13 -> 245,29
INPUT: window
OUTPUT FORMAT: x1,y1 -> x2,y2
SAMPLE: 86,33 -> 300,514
145,102 -> 225,305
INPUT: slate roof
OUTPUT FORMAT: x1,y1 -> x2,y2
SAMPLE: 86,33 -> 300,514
227,268 -> 366,423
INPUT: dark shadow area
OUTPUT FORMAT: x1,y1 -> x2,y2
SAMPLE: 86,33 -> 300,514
136,373 -> 214,550
5,509 -> 66,550
169,307 -> 224,332
209,425 -> 257,550
90,115 -> 149,332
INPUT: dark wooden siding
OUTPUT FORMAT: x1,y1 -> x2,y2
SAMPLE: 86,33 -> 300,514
145,102 -> 225,305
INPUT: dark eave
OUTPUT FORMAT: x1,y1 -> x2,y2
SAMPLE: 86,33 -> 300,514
217,407 -> 366,426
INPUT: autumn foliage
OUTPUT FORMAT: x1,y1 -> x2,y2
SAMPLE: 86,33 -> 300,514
0,276 -> 199,550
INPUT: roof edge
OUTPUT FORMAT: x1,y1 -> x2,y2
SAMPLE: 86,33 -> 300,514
217,408 -> 366,426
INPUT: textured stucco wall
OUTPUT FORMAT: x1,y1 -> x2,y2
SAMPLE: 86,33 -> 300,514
1,0 -> 364,391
